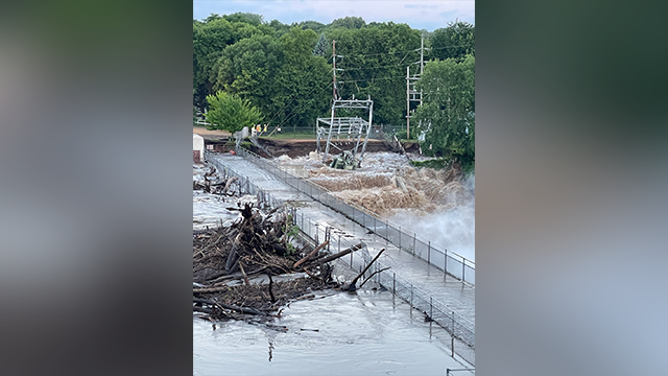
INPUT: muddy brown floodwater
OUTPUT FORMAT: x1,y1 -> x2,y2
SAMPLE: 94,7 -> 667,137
272,152 -> 475,261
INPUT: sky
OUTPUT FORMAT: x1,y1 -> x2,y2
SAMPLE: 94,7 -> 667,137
193,0 -> 475,32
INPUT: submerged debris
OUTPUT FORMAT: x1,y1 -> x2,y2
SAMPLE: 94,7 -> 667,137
193,159 -> 386,323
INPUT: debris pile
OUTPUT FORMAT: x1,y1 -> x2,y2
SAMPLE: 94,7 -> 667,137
329,150 -> 358,170
193,165 -> 241,196
193,201 -> 374,322
193,160 -> 387,323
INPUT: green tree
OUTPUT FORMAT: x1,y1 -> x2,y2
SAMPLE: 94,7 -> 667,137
430,21 -> 475,61
325,22 -> 421,124
205,91 -> 263,133
273,28 -> 331,129
294,20 -> 326,33
415,55 -> 475,167
330,16 -> 366,29
213,33 -> 284,117
193,18 -> 264,110
312,32 -> 327,56
222,12 -> 263,26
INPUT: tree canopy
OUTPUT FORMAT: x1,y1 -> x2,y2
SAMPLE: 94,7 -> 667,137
205,91 -> 263,133
194,14 -> 475,165
429,21 -> 475,61
415,55 -> 475,168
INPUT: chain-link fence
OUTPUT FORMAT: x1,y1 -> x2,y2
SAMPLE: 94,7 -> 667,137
202,150 -> 475,367
232,146 -> 475,286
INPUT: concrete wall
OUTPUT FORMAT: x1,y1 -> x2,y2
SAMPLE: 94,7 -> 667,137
193,134 -> 204,162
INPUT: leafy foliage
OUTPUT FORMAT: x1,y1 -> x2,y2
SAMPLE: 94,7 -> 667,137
312,33 -> 328,56
194,14 -> 475,166
324,22 -> 421,124
330,16 -> 366,29
430,21 -> 475,61
415,55 -> 475,166
205,91 -> 263,133
410,158 -> 451,170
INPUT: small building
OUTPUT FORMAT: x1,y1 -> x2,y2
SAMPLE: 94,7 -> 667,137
193,134 -> 204,163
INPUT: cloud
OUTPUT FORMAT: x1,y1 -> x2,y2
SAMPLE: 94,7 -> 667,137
193,0 -> 475,31
405,4 -> 439,10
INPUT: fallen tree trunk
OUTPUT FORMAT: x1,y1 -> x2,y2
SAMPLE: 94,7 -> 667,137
358,266 -> 391,288
305,243 -> 362,268
293,240 -> 329,269
342,248 -> 385,291
193,297 -> 267,316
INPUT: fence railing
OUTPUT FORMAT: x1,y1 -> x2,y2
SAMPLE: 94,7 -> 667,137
203,150 -> 475,367
231,146 -> 475,286
446,369 -> 475,375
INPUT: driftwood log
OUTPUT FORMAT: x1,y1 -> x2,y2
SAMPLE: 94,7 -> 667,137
341,248 -> 385,291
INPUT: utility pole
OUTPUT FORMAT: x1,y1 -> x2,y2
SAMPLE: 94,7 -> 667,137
420,34 -> 425,76
332,39 -> 338,100
406,66 -> 411,140
406,34 -> 428,140
317,40 -> 374,166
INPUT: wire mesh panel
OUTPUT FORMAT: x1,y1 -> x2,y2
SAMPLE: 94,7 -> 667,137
464,264 -> 475,285
414,238 -> 429,260
446,255 -> 464,280
229,147 -> 476,286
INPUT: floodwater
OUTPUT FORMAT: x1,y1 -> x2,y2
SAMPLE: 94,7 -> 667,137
192,162 -> 474,376
273,152 -> 476,262
193,164 -> 241,230
193,289 -> 470,376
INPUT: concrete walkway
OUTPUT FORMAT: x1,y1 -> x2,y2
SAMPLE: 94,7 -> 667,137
209,153 -> 475,328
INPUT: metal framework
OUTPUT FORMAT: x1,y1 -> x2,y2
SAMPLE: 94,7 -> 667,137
406,35 -> 429,139
315,38 -> 375,166
316,98 -> 374,166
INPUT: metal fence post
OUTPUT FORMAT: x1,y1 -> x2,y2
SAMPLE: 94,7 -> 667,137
430,297 -> 433,320
413,233 -> 416,255
462,260 -> 466,285
444,249 -> 448,280
392,272 -> 396,295
428,241 -> 431,265
451,312 -> 455,357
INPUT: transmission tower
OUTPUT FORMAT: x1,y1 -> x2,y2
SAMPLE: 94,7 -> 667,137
406,35 -> 429,139
316,39 -> 375,168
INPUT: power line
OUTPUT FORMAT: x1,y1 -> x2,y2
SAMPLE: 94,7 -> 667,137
330,42 -> 474,59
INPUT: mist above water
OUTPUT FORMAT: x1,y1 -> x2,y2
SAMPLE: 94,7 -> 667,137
388,174 -> 475,262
